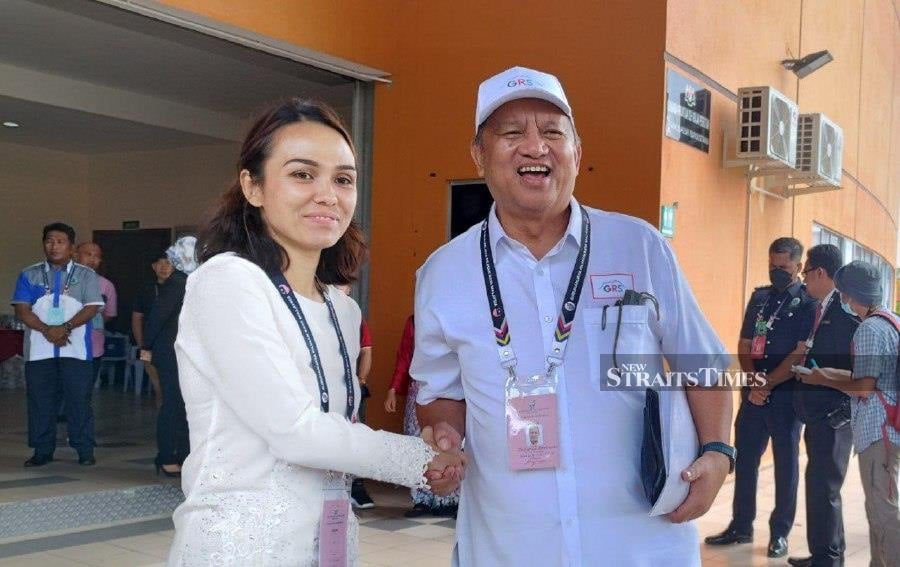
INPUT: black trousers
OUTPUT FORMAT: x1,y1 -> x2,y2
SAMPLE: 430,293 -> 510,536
26,357 -> 95,456
803,416 -> 853,566
731,389 -> 801,538
154,351 -> 189,466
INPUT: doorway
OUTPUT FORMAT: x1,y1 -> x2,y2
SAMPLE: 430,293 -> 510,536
449,181 -> 493,240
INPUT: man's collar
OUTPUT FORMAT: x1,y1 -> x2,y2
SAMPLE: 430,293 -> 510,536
821,287 -> 837,306
43,260 -> 73,272
488,196 -> 582,256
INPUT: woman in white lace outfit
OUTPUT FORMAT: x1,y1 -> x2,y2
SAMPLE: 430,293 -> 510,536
167,99 -> 463,566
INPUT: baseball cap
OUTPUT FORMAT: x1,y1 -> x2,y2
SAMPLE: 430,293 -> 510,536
475,66 -> 573,133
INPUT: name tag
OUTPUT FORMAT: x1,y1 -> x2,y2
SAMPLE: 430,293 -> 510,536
318,499 -> 349,567
750,335 -> 766,359
507,392 -> 561,470
46,307 -> 65,326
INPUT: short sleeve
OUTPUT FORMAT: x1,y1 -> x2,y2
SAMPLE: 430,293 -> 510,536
11,272 -> 38,305
852,322 -> 887,380
102,279 -> 118,317
79,269 -> 104,306
360,319 -> 373,348
739,294 -> 758,340
411,265 -> 465,405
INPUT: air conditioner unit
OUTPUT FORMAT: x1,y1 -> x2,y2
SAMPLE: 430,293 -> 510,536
736,86 -> 798,168
794,113 -> 843,186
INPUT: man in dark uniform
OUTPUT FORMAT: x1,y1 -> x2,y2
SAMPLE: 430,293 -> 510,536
706,237 -> 816,558
787,245 -> 858,567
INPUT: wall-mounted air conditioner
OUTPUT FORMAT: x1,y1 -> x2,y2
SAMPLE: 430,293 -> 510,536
794,113 -> 843,187
736,86 -> 798,168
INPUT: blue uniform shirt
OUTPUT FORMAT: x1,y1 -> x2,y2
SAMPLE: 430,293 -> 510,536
740,280 -> 816,385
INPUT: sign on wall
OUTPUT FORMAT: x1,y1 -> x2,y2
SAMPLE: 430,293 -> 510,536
665,69 -> 711,153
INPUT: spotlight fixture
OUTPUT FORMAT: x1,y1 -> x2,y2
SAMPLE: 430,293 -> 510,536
2,121 -> 20,128
781,50 -> 834,79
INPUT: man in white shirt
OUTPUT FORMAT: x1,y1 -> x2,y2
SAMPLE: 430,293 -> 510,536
11,223 -> 104,467
413,66 -> 735,566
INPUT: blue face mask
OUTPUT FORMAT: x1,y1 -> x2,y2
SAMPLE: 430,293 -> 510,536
840,301 -> 856,316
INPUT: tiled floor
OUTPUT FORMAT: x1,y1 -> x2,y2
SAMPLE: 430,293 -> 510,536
0,385 -> 874,565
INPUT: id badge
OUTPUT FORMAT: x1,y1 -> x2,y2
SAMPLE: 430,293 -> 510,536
505,373 -> 561,471
46,307 -> 65,326
750,334 -> 767,360
319,471 -> 350,567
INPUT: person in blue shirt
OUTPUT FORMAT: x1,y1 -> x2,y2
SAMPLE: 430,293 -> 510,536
11,222 -> 104,467
706,237 -> 816,558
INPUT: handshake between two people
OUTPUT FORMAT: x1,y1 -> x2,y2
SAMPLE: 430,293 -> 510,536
421,422 -> 466,496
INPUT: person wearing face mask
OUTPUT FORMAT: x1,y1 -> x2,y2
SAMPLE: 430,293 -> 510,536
799,261 -> 899,566
707,237 -> 816,559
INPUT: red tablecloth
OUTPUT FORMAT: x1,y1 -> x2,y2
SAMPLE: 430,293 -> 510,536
0,329 -> 24,362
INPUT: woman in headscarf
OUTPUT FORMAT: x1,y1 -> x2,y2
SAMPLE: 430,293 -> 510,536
141,236 -> 197,477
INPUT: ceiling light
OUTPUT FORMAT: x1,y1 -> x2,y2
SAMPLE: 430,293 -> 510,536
2,121 -> 20,128
781,50 -> 834,79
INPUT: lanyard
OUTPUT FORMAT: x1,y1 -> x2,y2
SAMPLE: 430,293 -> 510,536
480,206 -> 591,377
755,292 -> 790,331
269,273 -> 355,419
43,262 -> 75,295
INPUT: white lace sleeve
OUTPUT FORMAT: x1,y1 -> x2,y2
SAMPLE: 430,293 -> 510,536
356,431 -> 437,488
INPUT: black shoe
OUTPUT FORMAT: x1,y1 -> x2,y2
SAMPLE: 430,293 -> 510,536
704,529 -> 753,545
350,484 -> 375,509
787,556 -> 812,567
24,454 -> 53,467
768,536 -> 788,558
155,464 -> 181,478
403,503 -> 431,518
78,454 -> 96,466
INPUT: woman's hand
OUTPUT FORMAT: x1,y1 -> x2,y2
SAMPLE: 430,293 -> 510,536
421,424 -> 466,495
384,388 -> 398,413
140,349 -> 153,363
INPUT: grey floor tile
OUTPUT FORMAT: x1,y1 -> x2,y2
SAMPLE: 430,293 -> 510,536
0,476 -> 77,491
0,517 -> 173,559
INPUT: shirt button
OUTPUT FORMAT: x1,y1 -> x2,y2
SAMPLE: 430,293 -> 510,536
766,341 -> 771,345
544,316 -> 552,323
763,354 -> 769,359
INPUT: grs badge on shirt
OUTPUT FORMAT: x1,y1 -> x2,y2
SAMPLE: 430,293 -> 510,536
590,273 -> 634,300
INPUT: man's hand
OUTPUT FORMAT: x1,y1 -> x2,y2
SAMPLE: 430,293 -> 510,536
666,451 -> 730,523
421,423 -> 465,496
44,326 -> 70,347
140,350 -> 152,363
747,388 -> 769,406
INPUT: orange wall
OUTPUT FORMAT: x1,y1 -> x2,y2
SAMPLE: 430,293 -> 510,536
161,0 -> 669,431
665,0 -> 898,355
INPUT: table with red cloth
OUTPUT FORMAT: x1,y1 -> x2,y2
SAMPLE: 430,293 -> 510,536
0,329 -> 24,362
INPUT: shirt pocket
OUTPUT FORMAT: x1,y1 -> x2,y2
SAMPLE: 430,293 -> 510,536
582,305 -> 664,398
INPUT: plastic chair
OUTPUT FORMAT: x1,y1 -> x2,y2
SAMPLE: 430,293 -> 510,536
122,345 -> 145,398
95,332 -> 128,389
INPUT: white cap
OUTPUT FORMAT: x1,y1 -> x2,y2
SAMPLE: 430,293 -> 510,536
475,66 -> 573,132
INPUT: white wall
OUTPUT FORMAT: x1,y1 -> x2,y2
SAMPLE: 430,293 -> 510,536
0,141 -> 239,315
87,143 -> 239,231
0,142 -> 90,314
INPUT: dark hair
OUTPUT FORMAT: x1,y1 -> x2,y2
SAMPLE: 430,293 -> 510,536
198,98 -> 366,284
806,244 -> 843,278
769,237 -> 803,262
42,222 -> 75,244
151,248 -> 169,263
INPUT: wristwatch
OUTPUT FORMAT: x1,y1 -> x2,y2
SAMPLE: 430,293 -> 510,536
700,442 -> 736,473
63,321 -> 74,333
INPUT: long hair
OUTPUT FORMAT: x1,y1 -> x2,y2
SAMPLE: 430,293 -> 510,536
198,98 -> 366,284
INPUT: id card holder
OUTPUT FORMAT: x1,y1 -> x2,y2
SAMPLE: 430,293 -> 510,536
318,471 -> 350,567
46,307 -> 65,326
505,373 -> 561,471
750,320 -> 767,360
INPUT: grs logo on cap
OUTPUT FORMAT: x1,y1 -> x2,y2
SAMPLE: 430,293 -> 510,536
507,77 -> 535,88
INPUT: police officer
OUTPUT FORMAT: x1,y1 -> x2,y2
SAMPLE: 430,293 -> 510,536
706,237 -> 816,558
788,244 -> 858,567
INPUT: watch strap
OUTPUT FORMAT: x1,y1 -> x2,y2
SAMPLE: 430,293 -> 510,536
700,441 -> 736,473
